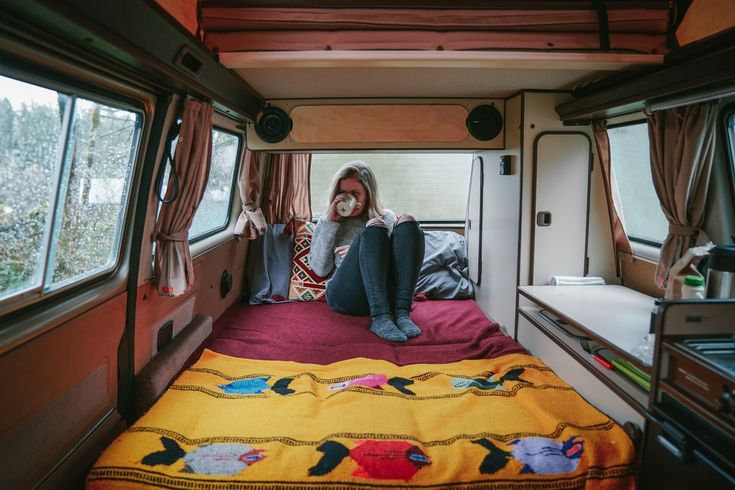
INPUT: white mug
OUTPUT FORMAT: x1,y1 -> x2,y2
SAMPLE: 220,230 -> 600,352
336,195 -> 357,217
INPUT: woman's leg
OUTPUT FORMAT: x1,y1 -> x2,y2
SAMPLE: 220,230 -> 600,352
326,219 -> 407,342
326,233 -> 369,316
391,215 -> 425,337
360,219 -> 407,341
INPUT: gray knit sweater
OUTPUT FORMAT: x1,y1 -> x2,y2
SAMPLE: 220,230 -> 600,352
308,210 -> 397,279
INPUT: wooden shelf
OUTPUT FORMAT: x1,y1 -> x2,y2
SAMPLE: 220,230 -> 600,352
517,285 -> 657,415
519,306 -> 649,414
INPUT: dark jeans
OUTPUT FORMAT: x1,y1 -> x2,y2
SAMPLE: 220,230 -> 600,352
326,221 -> 425,317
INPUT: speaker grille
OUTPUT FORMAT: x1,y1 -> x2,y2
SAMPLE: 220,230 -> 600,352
255,106 -> 292,143
466,105 -> 503,141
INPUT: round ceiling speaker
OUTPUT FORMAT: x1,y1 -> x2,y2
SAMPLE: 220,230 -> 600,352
466,104 -> 503,141
255,106 -> 292,143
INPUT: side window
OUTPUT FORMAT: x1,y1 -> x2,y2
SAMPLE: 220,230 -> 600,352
0,74 -> 141,305
310,153 -> 473,221
727,111 -> 735,192
608,121 -> 669,244
188,128 -> 240,241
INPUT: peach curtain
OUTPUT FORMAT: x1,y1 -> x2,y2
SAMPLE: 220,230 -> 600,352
647,102 -> 717,288
592,120 -> 632,276
261,153 -> 312,224
234,150 -> 267,240
235,151 -> 312,233
154,99 -> 213,296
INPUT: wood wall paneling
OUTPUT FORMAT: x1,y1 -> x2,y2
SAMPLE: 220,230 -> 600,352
290,104 -> 469,143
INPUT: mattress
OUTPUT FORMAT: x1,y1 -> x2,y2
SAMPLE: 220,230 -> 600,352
203,299 -> 526,365
88,349 -> 635,489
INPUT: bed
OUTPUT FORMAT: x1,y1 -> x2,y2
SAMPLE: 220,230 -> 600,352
87,299 -> 635,489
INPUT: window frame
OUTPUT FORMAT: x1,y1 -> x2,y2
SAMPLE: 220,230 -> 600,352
0,67 -> 148,316
724,102 -> 735,199
188,124 -> 243,244
606,118 -> 666,248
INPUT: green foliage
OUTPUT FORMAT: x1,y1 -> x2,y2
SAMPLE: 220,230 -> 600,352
0,94 -> 138,296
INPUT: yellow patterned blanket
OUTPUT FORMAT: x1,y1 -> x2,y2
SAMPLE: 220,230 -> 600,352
88,350 -> 635,489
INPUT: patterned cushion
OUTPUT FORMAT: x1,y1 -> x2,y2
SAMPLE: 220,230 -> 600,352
288,221 -> 328,302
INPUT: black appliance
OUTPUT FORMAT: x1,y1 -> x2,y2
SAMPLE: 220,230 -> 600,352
641,300 -> 735,489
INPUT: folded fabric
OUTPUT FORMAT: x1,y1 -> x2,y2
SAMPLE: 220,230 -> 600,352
549,276 -> 606,286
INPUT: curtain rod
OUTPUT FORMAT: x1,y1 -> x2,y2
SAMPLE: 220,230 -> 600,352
645,83 -> 735,113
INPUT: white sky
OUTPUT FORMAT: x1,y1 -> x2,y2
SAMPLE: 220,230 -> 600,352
0,75 -> 58,109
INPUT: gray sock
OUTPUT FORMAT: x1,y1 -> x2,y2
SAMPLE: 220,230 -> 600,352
369,314 -> 408,342
395,309 -> 421,338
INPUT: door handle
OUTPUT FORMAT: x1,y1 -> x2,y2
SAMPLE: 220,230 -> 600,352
536,211 -> 552,226
657,421 -> 692,463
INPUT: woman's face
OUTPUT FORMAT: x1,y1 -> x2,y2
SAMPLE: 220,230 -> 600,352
339,176 -> 368,217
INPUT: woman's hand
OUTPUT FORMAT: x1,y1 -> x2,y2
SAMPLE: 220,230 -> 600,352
326,193 -> 351,222
334,245 -> 350,258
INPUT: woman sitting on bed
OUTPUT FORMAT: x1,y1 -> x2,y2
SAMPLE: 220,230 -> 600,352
308,161 -> 425,342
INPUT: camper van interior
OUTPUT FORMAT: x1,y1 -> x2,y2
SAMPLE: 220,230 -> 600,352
1,1 -> 734,488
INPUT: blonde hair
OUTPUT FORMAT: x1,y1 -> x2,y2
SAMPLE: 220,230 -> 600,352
327,161 -> 384,219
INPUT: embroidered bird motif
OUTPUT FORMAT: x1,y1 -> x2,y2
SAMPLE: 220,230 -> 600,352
309,439 -> 431,481
142,436 -> 265,476
328,374 -> 416,395
511,436 -> 584,475
472,436 -> 584,475
452,367 -> 529,390
219,377 -> 272,394
218,376 -> 294,395
329,374 -> 389,390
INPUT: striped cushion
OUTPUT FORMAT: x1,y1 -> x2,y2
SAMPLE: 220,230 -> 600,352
288,221 -> 328,302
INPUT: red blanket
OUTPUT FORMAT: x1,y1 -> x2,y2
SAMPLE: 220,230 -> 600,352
206,299 -> 525,365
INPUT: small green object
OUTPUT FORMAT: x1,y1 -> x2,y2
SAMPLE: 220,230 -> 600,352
684,275 -> 704,287
612,359 -> 651,391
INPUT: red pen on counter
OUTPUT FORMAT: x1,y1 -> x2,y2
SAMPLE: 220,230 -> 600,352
592,353 -> 613,370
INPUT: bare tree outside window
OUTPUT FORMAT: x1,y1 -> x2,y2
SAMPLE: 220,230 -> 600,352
0,74 -> 140,303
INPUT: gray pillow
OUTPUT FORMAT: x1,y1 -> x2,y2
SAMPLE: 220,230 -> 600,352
416,231 -> 474,299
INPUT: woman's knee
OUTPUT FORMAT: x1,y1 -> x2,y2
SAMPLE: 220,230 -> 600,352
396,214 -> 417,226
366,217 -> 388,228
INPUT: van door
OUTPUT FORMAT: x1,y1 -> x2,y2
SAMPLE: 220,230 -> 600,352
530,132 -> 592,284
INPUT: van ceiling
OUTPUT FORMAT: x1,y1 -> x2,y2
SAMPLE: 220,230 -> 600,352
160,1 -> 676,99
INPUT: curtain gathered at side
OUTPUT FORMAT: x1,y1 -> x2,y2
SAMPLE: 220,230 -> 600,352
592,120 -> 632,276
234,151 -> 312,238
242,151 -> 311,226
240,151 -> 312,304
647,101 -> 717,288
234,150 -> 267,240
154,99 -> 213,296
259,152 -> 312,225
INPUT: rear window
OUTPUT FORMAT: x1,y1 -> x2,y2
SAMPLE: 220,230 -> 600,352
310,153 -> 472,222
